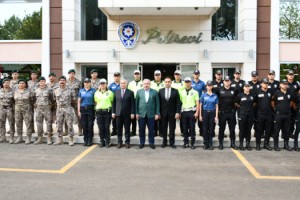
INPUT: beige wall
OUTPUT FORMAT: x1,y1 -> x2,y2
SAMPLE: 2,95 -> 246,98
0,41 -> 42,63
280,42 -> 300,62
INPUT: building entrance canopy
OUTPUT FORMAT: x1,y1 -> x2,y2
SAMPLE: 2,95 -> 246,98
98,0 -> 220,17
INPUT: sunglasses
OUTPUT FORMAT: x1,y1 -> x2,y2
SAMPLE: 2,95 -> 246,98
155,74 -> 161,76
174,73 -> 180,75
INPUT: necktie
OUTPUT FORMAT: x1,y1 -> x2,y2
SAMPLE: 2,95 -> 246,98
166,88 -> 170,101
121,89 -> 124,98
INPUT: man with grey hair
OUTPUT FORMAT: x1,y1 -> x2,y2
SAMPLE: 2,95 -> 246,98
112,79 -> 135,149
136,79 -> 160,149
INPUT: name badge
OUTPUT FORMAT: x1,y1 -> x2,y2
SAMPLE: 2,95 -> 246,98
258,94 -> 264,98
231,84 -> 236,87
278,97 -> 284,101
241,98 -> 247,101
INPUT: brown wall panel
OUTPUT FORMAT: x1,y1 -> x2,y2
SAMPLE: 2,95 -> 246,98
50,0 -> 62,76
50,24 -> 62,39
50,0 -> 62,8
257,0 -> 271,76
50,8 -> 62,24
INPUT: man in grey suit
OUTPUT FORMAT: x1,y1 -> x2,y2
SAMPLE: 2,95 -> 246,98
112,80 -> 135,149
136,79 -> 160,149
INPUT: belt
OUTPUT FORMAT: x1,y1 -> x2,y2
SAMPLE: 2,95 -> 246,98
81,105 -> 94,110
96,108 -> 111,112
181,107 -> 196,112
220,109 -> 235,113
36,105 -> 51,109
203,110 -> 215,113
1,105 -> 11,109
57,105 -> 70,108
275,111 -> 290,115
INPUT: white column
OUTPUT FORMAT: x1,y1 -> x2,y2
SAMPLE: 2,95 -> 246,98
270,0 -> 280,79
41,0 -> 50,78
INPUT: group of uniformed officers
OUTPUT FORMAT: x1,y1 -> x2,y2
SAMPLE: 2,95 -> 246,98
0,68 -> 299,152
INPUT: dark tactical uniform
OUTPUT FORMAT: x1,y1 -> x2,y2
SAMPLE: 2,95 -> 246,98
268,80 -> 280,93
287,81 -> 300,138
231,79 -> 245,94
293,93 -> 300,151
212,80 -> 223,94
236,92 -> 255,150
216,87 -> 238,149
255,88 -> 273,150
272,90 -> 293,151
249,80 -> 261,136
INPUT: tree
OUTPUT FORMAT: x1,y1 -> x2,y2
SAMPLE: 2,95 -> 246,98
0,8 -> 42,40
0,15 -> 22,40
280,1 -> 300,40
15,8 -> 42,39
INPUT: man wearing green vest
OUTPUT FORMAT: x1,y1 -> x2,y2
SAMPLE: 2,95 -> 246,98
151,70 -> 164,137
127,70 -> 143,136
180,77 -> 199,149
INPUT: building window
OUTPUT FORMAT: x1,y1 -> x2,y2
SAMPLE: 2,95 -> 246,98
212,0 -> 237,41
280,0 -> 300,40
81,0 -> 107,40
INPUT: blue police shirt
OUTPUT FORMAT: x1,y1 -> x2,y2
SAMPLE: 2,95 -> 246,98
108,82 -> 120,92
78,88 -> 96,107
192,79 -> 206,99
200,92 -> 218,110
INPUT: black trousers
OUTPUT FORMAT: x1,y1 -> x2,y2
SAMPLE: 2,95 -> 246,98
80,107 -> 95,144
131,116 -> 137,133
202,110 -> 215,146
294,112 -> 300,146
161,113 -> 176,145
112,118 -> 117,133
238,110 -> 254,143
289,108 -> 296,136
116,116 -> 131,144
218,110 -> 236,141
96,110 -> 111,144
154,119 -> 162,135
182,111 -> 196,145
256,112 -> 272,143
274,113 -> 291,143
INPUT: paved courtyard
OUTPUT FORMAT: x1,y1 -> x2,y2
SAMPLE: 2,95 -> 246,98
0,143 -> 299,200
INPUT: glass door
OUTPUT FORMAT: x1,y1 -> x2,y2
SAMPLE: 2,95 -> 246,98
180,64 -> 197,79
121,64 -> 140,82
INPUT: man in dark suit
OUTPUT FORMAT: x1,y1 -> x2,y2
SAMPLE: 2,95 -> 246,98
136,79 -> 160,149
159,77 -> 181,148
112,79 -> 135,149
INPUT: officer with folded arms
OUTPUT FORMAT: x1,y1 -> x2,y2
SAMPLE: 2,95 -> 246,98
272,79 -> 293,151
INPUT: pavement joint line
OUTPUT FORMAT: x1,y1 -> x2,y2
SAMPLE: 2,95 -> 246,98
231,149 -> 300,180
0,144 -> 97,174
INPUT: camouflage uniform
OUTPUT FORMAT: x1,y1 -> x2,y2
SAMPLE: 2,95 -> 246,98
14,89 -> 34,144
66,78 -> 82,134
9,79 -> 19,91
34,87 -> 53,137
47,82 -> 59,123
54,86 -> 77,137
28,80 -> 39,133
0,88 -> 15,143
91,78 -> 100,90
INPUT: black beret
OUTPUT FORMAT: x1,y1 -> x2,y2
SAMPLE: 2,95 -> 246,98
68,69 -> 76,74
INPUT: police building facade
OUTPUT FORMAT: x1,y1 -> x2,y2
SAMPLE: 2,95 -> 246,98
61,0 -> 257,83
3,1 -> 298,83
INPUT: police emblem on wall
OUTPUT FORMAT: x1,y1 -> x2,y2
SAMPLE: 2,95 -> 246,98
118,21 -> 140,49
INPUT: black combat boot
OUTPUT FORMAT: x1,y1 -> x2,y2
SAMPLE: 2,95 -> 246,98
294,142 -> 300,152
239,140 -> 245,151
284,140 -> 292,151
218,140 -> 224,150
230,140 -> 238,150
255,140 -> 261,151
274,141 -> 280,151
263,141 -> 272,151
246,141 -> 252,151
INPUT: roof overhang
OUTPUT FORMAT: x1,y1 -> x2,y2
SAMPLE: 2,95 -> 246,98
98,0 -> 220,17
